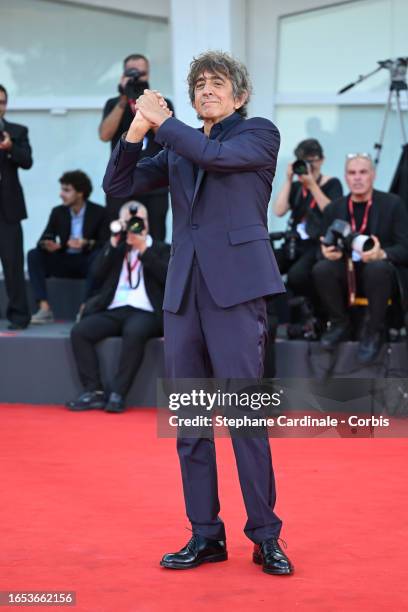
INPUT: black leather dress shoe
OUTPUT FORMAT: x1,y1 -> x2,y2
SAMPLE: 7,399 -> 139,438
66,390 -> 105,411
105,392 -> 125,413
357,330 -> 384,365
160,534 -> 228,569
320,321 -> 351,351
253,538 -> 294,575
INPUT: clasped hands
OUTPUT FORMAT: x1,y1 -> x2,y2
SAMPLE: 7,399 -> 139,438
126,90 -> 172,142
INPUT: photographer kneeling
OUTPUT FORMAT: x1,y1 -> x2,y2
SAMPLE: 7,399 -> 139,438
273,139 -> 343,298
313,154 -> 408,364
67,202 -> 170,413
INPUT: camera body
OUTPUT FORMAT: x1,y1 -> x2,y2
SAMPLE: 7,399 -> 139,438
270,230 -> 299,262
118,68 -> 148,100
322,219 -> 374,254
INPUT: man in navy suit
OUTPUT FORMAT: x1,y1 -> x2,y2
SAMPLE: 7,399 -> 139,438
103,51 -> 293,575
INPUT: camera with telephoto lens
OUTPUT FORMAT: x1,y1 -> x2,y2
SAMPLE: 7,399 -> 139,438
118,68 -> 148,100
270,230 -> 300,262
322,219 -> 374,254
110,203 -> 145,241
292,159 -> 311,176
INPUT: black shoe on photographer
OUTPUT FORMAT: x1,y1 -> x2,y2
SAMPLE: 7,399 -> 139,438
320,319 -> 351,351
357,328 -> 384,365
105,392 -> 125,413
66,390 -> 105,411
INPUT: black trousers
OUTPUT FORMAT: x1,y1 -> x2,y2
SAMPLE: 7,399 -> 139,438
106,191 -> 169,241
312,258 -> 395,331
0,217 -> 30,326
274,240 -> 318,297
70,306 -> 162,397
27,248 -> 100,303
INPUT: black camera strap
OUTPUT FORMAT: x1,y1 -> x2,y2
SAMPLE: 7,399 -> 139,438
126,250 -> 142,289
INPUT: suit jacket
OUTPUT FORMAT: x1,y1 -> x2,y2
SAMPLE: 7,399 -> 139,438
38,201 -> 109,252
322,189 -> 408,307
0,119 -> 33,223
83,239 -> 170,327
103,113 -> 285,312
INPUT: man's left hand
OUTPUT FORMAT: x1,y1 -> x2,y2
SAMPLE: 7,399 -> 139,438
136,90 -> 172,128
0,132 -> 12,151
67,238 -> 86,250
361,235 -> 387,263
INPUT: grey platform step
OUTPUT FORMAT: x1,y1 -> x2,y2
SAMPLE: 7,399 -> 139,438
0,320 -> 407,406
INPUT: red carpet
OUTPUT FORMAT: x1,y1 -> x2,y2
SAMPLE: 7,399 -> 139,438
0,404 -> 407,612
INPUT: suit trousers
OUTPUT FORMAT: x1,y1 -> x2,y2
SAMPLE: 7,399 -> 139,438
164,259 -> 282,543
27,248 -> 100,304
0,216 -> 30,326
70,306 -> 162,397
312,258 -> 395,330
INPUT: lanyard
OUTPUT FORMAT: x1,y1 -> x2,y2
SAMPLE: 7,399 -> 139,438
126,251 -> 141,289
348,196 -> 372,233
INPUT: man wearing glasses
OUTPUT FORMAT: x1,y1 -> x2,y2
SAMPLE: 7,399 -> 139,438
313,153 -> 408,364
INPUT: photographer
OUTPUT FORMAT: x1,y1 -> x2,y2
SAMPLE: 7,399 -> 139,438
99,54 -> 174,239
313,153 -> 408,364
272,139 -> 343,297
0,84 -> 32,330
66,202 -> 170,413
28,171 -> 108,324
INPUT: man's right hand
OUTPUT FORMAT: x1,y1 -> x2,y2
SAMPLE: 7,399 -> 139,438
320,239 -> 343,261
42,240 -> 61,253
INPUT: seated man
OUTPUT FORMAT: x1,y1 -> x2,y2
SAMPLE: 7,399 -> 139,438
66,202 -> 170,413
28,170 -> 108,323
313,153 -> 408,364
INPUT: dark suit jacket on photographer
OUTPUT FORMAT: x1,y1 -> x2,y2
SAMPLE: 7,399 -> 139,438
0,119 -> 33,327
321,189 -> 408,308
38,202 -> 108,252
0,119 -> 32,222
83,238 -> 170,328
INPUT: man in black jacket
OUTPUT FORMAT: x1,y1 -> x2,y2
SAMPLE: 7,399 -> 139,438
0,84 -> 32,330
27,170 -> 108,323
67,202 -> 169,413
99,53 -> 174,239
313,153 -> 408,364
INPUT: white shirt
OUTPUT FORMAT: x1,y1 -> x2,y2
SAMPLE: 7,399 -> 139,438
108,235 -> 154,312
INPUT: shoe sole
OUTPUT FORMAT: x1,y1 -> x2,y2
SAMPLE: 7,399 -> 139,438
253,553 -> 294,575
160,552 -> 228,569
66,404 -> 105,411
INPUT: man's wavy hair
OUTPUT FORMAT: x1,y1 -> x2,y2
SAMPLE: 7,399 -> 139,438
187,51 -> 252,118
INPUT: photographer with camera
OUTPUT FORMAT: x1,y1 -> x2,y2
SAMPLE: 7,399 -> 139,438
313,153 -> 408,363
0,84 -> 32,330
27,171 -> 108,324
272,139 -> 343,297
99,54 -> 174,240
66,201 -> 170,413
